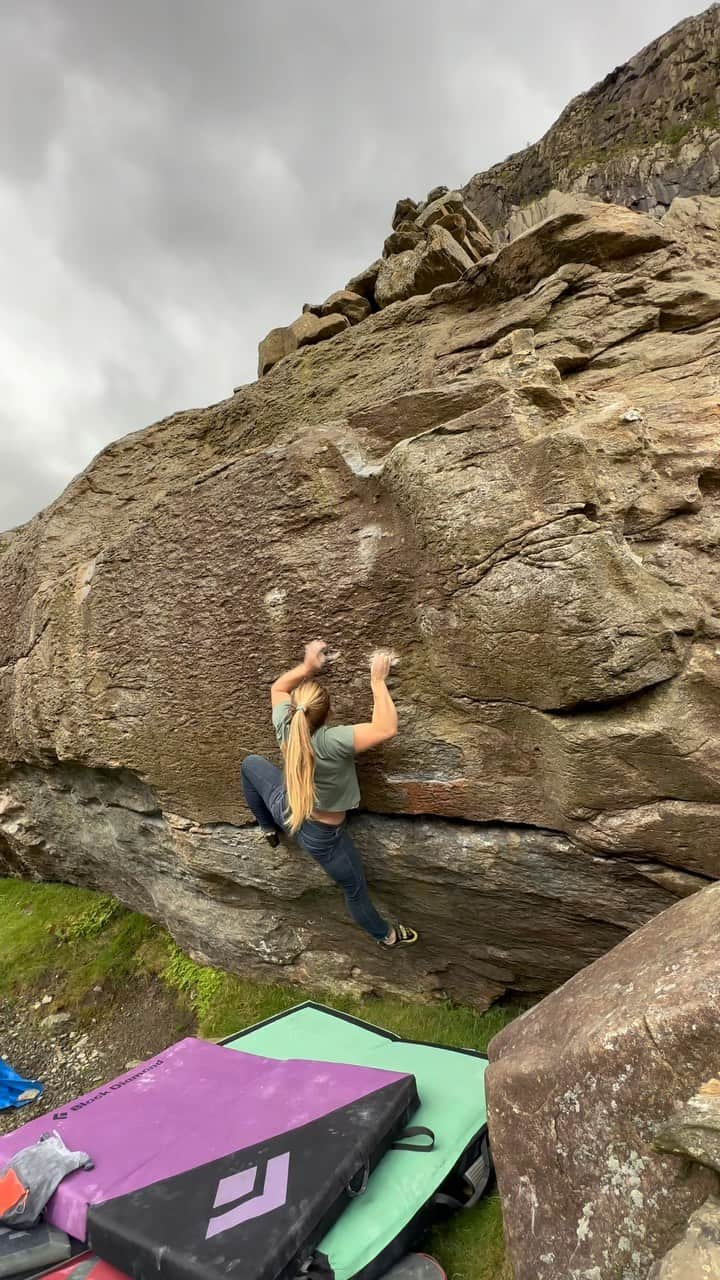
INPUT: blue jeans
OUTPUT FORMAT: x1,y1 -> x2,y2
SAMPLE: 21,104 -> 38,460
240,754 -> 390,943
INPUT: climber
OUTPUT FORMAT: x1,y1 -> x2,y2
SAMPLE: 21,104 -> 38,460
241,640 -> 419,948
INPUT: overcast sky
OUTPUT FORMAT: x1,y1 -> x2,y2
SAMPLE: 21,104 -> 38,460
0,0 -> 703,529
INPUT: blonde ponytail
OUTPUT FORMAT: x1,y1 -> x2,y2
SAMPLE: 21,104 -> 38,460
283,681 -> 330,833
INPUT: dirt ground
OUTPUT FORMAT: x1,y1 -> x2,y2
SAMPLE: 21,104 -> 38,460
0,977 -> 195,1136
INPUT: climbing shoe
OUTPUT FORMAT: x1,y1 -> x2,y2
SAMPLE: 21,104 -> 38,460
259,829 -> 280,849
382,924 -> 419,948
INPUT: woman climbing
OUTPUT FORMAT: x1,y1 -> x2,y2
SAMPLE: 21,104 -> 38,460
241,640 -> 419,948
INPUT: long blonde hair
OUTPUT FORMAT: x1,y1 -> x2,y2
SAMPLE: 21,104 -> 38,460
283,681 -> 330,833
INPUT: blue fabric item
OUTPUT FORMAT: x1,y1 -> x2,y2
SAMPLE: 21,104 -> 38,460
0,1060 -> 43,1110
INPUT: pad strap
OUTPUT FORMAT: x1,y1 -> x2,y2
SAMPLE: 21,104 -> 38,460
392,1125 -> 436,1152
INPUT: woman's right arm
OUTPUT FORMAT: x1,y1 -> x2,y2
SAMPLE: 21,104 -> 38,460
270,640 -> 327,707
352,650 -> 399,753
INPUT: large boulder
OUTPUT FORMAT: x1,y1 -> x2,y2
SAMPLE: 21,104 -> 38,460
486,881 -> 720,1279
391,196 -> 419,229
1,195 -> 719,1005
345,258 -> 382,300
319,289 -> 371,325
501,188 -> 592,246
258,309 -> 353,377
289,310 -> 350,347
415,188 -> 466,228
662,193 -> 720,270
375,224 -> 475,307
383,221 -> 426,257
257,325 -> 297,376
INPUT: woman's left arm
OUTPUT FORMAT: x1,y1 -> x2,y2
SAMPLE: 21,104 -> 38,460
270,640 -> 327,707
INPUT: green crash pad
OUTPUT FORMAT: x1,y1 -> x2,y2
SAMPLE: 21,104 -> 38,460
225,1003 -> 489,1280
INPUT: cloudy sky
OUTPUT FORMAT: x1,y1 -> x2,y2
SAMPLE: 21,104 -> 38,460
0,0 -> 702,529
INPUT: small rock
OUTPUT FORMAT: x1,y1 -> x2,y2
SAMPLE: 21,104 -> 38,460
17,1088 -> 41,1102
41,994 -> 53,1005
40,1012 -> 71,1029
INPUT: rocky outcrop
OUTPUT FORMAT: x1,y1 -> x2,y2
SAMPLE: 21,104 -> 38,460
650,1081 -> 720,1277
655,1078 -> 720,1176
258,311 -> 350,376
374,224 -> 475,309
2,194 -> 720,1005
315,290 -> 371,325
0,759 -> 689,1008
258,9 -> 720,373
648,1197 -> 720,1279
463,4 -> 720,236
485,881 -> 720,1280
256,187 -> 492,374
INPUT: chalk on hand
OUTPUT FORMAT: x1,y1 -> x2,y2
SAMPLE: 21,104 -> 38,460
368,648 -> 400,667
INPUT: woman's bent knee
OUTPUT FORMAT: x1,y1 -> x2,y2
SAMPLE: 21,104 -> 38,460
241,753 -> 263,778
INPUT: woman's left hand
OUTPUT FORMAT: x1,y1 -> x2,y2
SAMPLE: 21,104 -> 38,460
304,639 -> 328,673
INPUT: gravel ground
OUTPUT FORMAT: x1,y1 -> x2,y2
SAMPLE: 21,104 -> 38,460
0,978 -> 195,1136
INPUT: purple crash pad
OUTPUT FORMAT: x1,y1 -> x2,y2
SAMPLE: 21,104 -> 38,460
0,1037 -> 408,1241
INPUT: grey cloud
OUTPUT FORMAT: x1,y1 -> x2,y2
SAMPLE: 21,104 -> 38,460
0,0 -> 702,528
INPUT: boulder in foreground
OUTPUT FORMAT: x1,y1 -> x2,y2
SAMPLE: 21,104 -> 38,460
486,881 -> 720,1279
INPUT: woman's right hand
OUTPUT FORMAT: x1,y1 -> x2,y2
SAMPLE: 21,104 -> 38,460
370,648 -> 398,683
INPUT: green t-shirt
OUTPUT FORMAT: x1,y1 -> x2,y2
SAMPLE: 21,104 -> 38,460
272,700 -> 361,813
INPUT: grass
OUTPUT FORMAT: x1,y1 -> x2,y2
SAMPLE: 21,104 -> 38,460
427,1193 -> 511,1280
161,940 -> 524,1052
0,879 -> 163,1003
661,119 -> 692,149
0,878 -> 523,1277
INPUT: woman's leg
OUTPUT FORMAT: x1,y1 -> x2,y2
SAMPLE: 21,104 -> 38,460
297,822 -> 390,943
240,754 -> 285,831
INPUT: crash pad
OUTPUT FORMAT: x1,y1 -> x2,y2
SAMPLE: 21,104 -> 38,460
26,1253 -> 126,1280
0,1224 -> 71,1279
225,1003 -> 490,1279
0,1038 -> 419,1280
